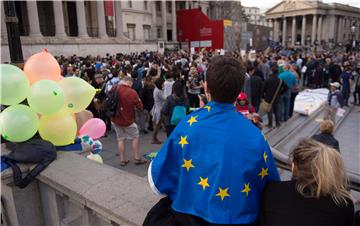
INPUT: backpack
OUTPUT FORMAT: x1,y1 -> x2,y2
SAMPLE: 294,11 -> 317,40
102,85 -> 119,118
170,105 -> 187,125
3,139 -> 57,188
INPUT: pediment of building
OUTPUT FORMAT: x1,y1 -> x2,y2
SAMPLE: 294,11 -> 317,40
265,0 -> 318,15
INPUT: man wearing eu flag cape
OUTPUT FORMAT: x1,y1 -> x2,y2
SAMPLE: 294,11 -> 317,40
144,56 -> 280,226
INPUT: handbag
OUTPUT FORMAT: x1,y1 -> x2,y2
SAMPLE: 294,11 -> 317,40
260,79 -> 283,113
3,139 -> 57,188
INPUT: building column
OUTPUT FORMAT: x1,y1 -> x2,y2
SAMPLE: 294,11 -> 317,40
282,17 -> 287,46
327,15 -> 336,42
274,19 -> 279,42
337,16 -> 343,43
53,0 -> 66,37
311,14 -> 317,44
27,1 -> 42,37
171,0 -> 176,42
317,15 -> 322,41
151,1 -> 157,40
96,0 -> 108,38
161,0 -> 167,41
76,0 -> 88,38
115,1 -> 125,38
291,16 -> 296,46
301,15 -> 306,46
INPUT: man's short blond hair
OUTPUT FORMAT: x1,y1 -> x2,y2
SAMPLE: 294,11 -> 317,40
319,120 -> 334,134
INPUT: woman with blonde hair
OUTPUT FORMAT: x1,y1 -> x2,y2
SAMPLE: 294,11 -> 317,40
260,138 -> 354,226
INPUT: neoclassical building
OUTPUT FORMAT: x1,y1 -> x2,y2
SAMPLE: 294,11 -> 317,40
265,0 -> 360,47
1,0 -> 210,62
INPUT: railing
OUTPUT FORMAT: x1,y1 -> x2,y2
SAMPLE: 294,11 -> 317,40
1,151 -> 160,226
271,148 -> 360,192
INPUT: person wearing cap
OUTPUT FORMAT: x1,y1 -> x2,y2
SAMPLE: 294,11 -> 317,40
324,82 -> 344,123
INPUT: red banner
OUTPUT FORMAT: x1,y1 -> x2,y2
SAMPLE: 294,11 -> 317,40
177,9 -> 224,50
104,0 -> 114,17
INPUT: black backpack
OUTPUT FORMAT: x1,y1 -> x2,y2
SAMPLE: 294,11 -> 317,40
3,139 -> 57,188
102,85 -> 120,118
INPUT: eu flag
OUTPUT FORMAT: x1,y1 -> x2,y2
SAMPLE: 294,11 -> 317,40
148,101 -> 280,224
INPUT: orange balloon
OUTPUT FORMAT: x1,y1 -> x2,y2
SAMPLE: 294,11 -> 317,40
24,49 -> 61,84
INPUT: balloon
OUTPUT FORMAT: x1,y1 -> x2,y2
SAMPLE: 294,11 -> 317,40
0,64 -> 30,105
79,118 -> 106,139
24,49 -> 61,84
75,110 -> 93,129
59,77 -> 96,113
1,104 -> 39,142
86,154 -> 103,164
27,80 -> 65,115
91,140 -> 103,154
39,112 -> 77,146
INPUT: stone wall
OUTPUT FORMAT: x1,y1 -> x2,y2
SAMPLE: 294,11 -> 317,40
1,37 -> 158,62
1,151 -> 160,226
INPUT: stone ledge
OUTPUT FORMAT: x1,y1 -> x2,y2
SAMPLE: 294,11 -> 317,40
1,150 -> 160,226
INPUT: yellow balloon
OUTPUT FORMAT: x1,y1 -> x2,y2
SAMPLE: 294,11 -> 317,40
39,112 -> 77,146
58,77 -> 96,113
86,154 -> 103,164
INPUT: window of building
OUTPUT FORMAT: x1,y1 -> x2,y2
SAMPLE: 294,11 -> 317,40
167,2 -> 172,13
206,7 -> 209,16
177,2 -> 185,10
157,26 -> 161,39
127,24 -> 135,40
128,0 -> 132,8
144,0 -> 148,10
156,1 -> 161,11
143,25 -> 151,40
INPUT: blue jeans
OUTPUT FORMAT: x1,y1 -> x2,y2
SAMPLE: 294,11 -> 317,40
280,89 -> 291,121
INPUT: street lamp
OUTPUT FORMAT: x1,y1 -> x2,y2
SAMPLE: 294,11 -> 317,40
3,1 -> 24,66
351,24 -> 356,49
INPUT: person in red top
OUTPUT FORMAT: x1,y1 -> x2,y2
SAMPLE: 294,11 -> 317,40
111,76 -> 147,166
235,92 -> 262,129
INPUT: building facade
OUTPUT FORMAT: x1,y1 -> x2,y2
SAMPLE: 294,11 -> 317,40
1,0 -> 210,62
243,7 -> 272,27
265,0 -> 360,47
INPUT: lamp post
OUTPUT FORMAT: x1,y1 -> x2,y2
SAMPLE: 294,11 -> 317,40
351,24 -> 356,50
3,1 -> 24,65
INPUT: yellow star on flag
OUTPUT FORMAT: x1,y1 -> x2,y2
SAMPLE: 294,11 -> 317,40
181,158 -> 195,172
204,106 -> 211,112
178,136 -> 189,149
216,187 -> 230,201
198,177 -> 210,190
241,183 -> 251,197
263,152 -> 268,162
187,116 -> 198,126
258,168 -> 269,179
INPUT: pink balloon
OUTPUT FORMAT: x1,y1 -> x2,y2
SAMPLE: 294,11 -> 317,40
79,118 -> 106,140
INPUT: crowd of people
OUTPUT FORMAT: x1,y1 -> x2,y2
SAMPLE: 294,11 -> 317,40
53,48 -> 360,225
56,48 -> 360,133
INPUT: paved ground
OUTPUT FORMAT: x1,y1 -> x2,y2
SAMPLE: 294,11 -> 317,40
100,129 -> 167,178
335,105 -> 360,174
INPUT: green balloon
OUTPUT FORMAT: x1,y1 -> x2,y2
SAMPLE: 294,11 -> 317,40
59,77 -> 96,113
0,64 -> 30,105
27,80 -> 65,115
1,104 -> 39,142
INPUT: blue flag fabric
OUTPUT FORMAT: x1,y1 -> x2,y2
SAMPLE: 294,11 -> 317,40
149,101 -> 280,224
